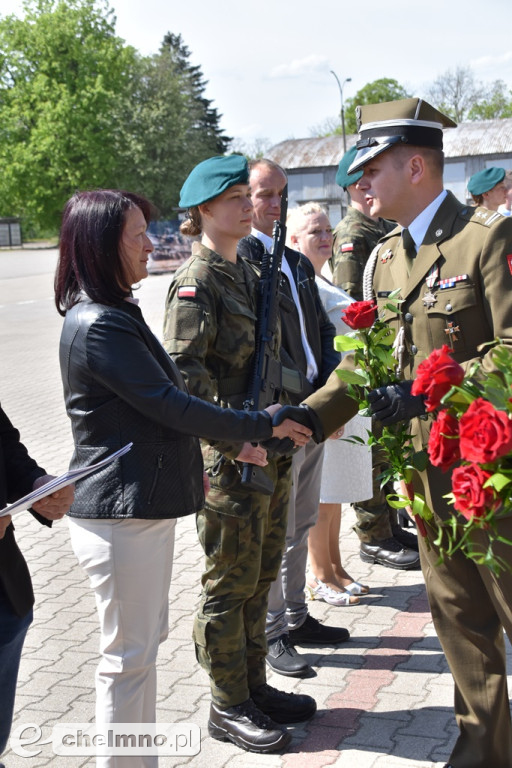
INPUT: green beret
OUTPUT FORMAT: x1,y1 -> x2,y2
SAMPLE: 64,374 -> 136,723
179,154 -> 249,208
467,167 -> 506,196
336,146 -> 363,189
349,97 -> 457,174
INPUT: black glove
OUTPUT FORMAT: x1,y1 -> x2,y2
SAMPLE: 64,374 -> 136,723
261,405 -> 311,455
367,380 -> 426,426
271,404 -> 324,443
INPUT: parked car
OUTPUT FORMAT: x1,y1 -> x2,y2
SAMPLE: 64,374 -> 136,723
147,230 -> 192,274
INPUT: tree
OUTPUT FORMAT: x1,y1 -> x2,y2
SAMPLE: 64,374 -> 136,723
343,78 -> 411,134
425,66 -> 484,123
0,0 -> 137,231
228,136 -> 273,161
308,116 -> 339,138
0,4 -> 231,231
312,78 -> 411,137
116,33 -> 230,218
467,79 -> 512,120
425,66 -> 512,123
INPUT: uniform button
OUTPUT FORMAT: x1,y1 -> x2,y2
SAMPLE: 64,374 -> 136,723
404,312 -> 413,323
411,345 -> 418,355
445,303 -> 452,312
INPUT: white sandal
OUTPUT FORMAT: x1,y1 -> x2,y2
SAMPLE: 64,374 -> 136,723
306,577 -> 359,606
343,581 -> 370,596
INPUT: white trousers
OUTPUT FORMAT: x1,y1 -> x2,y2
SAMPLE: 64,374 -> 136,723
68,517 -> 176,768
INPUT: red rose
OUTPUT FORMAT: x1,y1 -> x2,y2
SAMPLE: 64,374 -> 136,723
428,410 -> 460,471
451,463 -> 496,521
411,345 -> 465,411
459,398 -> 512,464
341,300 -> 377,330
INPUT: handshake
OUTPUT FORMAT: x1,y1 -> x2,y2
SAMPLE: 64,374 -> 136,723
262,404 -> 323,455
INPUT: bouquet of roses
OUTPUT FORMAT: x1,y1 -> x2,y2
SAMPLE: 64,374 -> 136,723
334,293 -> 431,536
411,343 -> 512,574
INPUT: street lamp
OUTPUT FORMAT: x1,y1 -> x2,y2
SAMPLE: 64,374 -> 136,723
330,72 -> 352,153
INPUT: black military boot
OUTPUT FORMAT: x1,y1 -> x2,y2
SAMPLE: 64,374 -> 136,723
360,537 -> 420,569
208,699 -> 291,753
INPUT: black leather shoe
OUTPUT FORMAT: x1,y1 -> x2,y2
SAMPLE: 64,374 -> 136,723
250,683 -> 316,723
392,524 -> 419,552
208,699 -> 291,753
360,537 -> 421,569
266,633 -> 313,677
288,613 -> 350,645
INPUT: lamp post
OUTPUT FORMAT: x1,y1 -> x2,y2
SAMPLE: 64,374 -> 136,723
330,71 -> 352,153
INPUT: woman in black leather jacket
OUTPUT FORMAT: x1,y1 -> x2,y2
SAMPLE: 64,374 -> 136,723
54,189 -> 310,767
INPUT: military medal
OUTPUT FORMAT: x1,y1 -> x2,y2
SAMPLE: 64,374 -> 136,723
380,249 -> 393,263
444,321 -> 460,349
423,265 -> 439,308
439,274 -> 468,289
423,291 -> 437,308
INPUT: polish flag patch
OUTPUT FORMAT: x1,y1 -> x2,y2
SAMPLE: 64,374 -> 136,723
508,255 -> 512,276
178,286 -> 197,299
341,243 -> 354,253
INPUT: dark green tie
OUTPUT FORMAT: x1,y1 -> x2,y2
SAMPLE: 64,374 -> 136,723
402,228 -> 416,274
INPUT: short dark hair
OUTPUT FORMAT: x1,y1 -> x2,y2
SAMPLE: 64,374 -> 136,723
55,189 -> 154,316
390,145 -> 444,177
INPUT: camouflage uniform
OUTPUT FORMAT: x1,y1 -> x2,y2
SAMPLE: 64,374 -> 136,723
330,207 -> 393,302
163,242 -> 292,709
330,207 -> 396,543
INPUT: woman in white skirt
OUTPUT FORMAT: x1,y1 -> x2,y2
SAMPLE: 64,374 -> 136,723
287,203 -> 373,606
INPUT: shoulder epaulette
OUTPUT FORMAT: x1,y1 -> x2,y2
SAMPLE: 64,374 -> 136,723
460,205 -> 504,228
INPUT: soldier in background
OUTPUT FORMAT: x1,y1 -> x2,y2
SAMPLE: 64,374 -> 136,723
467,166 -> 507,212
330,147 -> 420,570
498,169 -> 512,216
331,145 -> 394,301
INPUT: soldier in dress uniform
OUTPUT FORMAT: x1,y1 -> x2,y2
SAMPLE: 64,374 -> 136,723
331,145 -> 394,300
331,146 -> 419,570
162,155 -> 316,754
467,166 -> 507,211
298,98 -> 512,768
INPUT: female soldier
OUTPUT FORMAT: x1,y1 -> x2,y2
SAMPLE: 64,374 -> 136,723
163,155 -> 316,754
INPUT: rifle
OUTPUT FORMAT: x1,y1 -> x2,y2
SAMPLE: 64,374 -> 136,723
240,185 -> 288,495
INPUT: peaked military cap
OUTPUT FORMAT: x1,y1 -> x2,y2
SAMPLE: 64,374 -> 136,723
348,98 -> 457,174
179,154 -> 249,208
467,167 -> 506,196
336,145 -> 363,189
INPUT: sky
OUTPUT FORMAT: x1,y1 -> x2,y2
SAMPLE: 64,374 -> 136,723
2,0 -> 512,149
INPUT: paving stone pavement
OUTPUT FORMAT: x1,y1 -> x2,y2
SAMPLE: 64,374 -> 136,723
0,250 -> 510,768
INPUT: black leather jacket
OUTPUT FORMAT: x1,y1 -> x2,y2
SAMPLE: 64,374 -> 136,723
59,298 -> 273,520
238,236 -> 340,404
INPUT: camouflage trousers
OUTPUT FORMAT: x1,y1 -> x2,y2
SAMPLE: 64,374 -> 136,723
352,446 -> 397,543
193,453 -> 292,709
